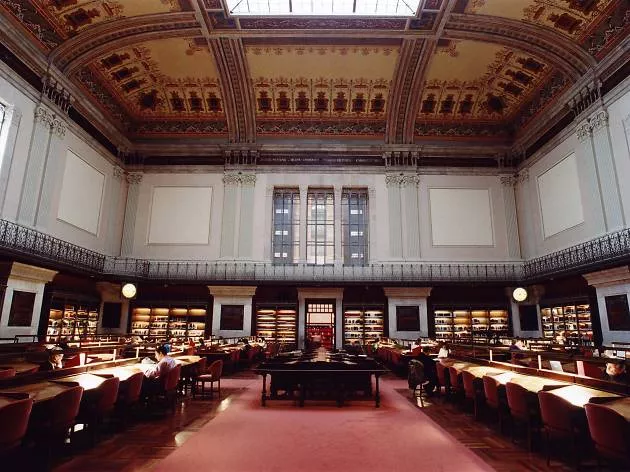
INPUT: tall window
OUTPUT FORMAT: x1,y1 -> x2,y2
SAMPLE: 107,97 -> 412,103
307,190 -> 334,265
342,189 -> 369,265
272,189 -> 300,264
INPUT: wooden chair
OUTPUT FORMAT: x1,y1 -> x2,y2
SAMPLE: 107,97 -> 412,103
195,360 -> 223,399
190,357 -> 206,397
161,364 -> 182,412
585,402 -> 630,468
407,360 -> 426,407
436,362 -> 449,397
505,381 -> 540,452
0,394 -> 33,459
447,366 -> 463,402
115,371 -> 144,428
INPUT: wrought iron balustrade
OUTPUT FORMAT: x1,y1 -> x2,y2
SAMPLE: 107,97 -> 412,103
0,219 -> 629,283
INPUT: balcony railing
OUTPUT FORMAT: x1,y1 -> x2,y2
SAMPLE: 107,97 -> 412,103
0,219 -> 629,284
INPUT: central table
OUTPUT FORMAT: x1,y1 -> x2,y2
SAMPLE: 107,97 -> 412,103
255,352 -> 387,408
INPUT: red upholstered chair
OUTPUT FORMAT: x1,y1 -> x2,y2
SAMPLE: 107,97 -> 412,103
582,362 -> 604,379
447,366 -> 463,401
161,364 -> 182,412
27,385 -> 83,465
190,357 -> 207,397
195,360 -> 223,399
483,375 -> 507,433
63,355 -> 81,368
0,394 -> 33,457
436,362 -> 449,396
77,377 -> 120,443
585,402 -> 630,468
461,370 -> 482,419
0,368 -> 16,379
538,390 -> 587,466
505,381 -> 540,452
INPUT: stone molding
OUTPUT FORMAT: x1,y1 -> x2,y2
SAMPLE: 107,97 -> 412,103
9,262 -> 57,283
583,266 -> 630,288
383,287 -> 433,298
207,285 -> 257,297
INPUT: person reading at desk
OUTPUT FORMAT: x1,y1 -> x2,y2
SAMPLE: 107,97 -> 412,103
417,346 -> 437,396
40,346 -> 64,371
143,345 -> 178,381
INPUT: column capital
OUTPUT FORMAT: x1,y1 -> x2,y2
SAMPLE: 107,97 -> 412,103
500,175 -> 516,187
386,173 -> 420,187
576,120 -> 592,143
223,172 -> 256,186
589,109 -> 609,132
113,166 -> 125,180
126,172 -> 143,185
34,105 -> 55,127
51,116 -> 67,138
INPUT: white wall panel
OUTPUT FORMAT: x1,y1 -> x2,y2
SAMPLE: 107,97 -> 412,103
57,150 -> 104,235
148,186 -> 212,244
537,153 -> 584,238
429,188 -> 494,246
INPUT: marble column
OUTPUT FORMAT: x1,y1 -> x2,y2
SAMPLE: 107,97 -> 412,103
0,106 -> 21,216
401,174 -> 421,258
237,174 -> 256,258
501,175 -> 522,259
220,173 -> 239,258
385,174 -> 403,259
589,109 -> 625,231
334,186 -> 343,266
108,167 -> 125,255
120,173 -> 143,256
17,105 -> 54,226
36,115 -> 67,230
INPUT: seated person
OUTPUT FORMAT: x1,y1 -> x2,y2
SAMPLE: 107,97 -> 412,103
40,346 -> 64,371
417,346 -> 438,396
240,338 -> 252,359
603,361 -> 629,383
411,338 -> 422,350
437,342 -> 449,360
143,345 -> 178,384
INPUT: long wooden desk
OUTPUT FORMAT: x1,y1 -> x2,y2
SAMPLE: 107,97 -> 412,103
93,366 -> 143,381
0,381 -> 70,403
491,372 -> 568,392
54,373 -> 108,391
0,361 -> 40,375
463,365 -> 506,379
548,385 -> 620,407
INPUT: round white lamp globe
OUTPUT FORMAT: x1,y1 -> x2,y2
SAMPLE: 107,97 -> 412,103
512,287 -> 528,302
121,283 -> 137,299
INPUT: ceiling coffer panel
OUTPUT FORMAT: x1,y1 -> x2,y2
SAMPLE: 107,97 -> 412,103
418,40 -> 556,122
31,0 -> 187,38
247,45 -> 399,124
91,37 -> 225,120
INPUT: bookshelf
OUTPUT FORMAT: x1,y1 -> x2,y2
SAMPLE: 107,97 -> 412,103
130,304 -> 208,340
433,307 -> 511,343
255,305 -> 297,348
342,306 -> 385,346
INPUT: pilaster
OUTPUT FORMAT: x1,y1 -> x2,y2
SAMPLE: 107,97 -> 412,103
36,115 -> 67,229
237,173 -> 256,258
17,105 -> 54,226
0,106 -> 21,216
120,172 -> 143,256
385,174 -> 403,259
107,166 -> 125,255
500,175 -> 522,259
220,173 -> 239,258
401,174 -> 421,259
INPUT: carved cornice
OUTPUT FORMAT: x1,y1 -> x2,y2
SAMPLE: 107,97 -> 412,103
223,172 -> 257,186
385,173 -> 420,187
445,14 -> 595,81
42,74 -> 73,115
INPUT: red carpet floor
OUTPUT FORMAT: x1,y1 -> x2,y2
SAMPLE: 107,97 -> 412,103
153,376 -> 494,472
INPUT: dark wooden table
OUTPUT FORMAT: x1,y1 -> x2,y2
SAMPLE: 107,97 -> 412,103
255,356 -> 388,408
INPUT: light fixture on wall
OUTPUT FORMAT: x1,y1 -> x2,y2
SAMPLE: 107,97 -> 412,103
512,287 -> 528,303
121,283 -> 137,299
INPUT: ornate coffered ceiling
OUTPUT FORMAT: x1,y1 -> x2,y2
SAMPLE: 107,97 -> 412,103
0,0 -> 628,166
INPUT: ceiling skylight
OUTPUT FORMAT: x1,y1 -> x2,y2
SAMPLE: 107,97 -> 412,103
227,0 -> 420,16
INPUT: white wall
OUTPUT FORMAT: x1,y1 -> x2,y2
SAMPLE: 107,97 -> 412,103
0,63 -> 124,255
516,78 -> 630,259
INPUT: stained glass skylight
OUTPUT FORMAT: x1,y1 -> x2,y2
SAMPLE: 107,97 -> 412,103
227,0 -> 420,16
